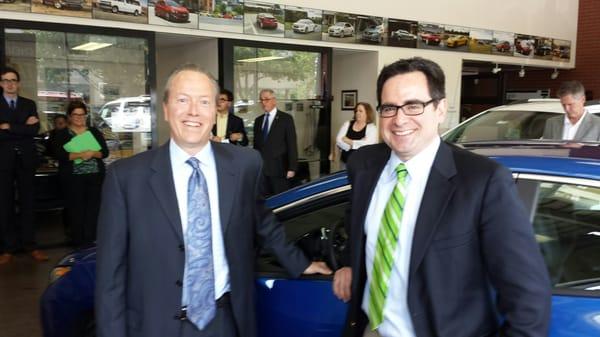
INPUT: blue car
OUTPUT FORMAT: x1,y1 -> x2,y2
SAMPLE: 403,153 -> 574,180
41,143 -> 600,337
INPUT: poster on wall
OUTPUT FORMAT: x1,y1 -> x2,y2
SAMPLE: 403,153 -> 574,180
356,15 -> 385,45
443,25 -> 469,51
492,31 -> 514,55
468,28 -> 492,54
92,0 -> 148,24
198,0 -> 243,33
31,0 -> 91,17
417,22 -> 443,50
533,36 -> 553,60
243,1 -> 284,37
514,34 -> 535,58
148,0 -> 198,29
0,0 -> 31,12
386,18 -> 418,48
552,39 -> 571,61
283,6 -> 322,41
321,11 -> 357,44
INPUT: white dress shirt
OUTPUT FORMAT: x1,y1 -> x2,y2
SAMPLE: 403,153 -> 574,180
361,137 -> 441,337
562,110 -> 587,140
170,140 -> 230,301
335,121 -> 378,152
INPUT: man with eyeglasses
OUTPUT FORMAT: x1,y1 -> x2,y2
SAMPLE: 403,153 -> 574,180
0,66 -> 48,264
332,57 -> 550,337
253,89 -> 298,196
211,89 -> 248,146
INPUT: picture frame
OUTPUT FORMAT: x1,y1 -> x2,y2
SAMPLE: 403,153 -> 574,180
341,90 -> 357,110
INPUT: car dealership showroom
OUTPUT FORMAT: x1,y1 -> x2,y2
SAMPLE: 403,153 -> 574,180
0,0 -> 599,336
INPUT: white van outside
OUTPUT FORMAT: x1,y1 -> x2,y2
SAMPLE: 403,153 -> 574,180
99,95 -> 150,132
99,0 -> 142,16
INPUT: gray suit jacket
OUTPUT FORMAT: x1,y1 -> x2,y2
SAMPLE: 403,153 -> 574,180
543,112 -> 600,141
96,141 -> 310,337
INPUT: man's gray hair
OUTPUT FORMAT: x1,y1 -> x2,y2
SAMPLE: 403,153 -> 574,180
163,64 -> 220,103
259,88 -> 276,98
557,80 -> 585,99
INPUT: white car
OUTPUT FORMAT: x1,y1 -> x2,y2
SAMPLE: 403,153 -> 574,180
98,0 -> 142,16
391,29 -> 416,40
99,95 -> 150,132
292,19 -> 317,33
328,22 -> 354,37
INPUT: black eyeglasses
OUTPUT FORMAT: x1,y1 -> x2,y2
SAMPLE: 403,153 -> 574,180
378,99 -> 437,118
1,79 -> 18,84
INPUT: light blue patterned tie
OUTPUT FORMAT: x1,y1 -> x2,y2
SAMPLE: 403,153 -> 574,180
182,157 -> 215,330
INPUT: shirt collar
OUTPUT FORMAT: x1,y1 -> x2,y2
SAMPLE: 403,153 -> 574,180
266,107 -> 277,116
4,95 -> 17,104
564,110 -> 587,127
384,137 -> 441,182
169,139 -> 214,167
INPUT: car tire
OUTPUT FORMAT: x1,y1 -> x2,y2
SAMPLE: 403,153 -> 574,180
111,5 -> 117,13
54,1 -> 61,9
133,9 -> 139,16
259,21 -> 263,29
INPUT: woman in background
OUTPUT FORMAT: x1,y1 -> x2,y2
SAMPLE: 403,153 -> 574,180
52,101 -> 108,247
335,102 -> 377,168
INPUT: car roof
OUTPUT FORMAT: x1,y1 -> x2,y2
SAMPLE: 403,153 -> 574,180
486,98 -> 564,113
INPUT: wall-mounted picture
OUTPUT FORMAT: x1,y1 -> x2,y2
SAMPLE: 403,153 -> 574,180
386,18 -> 417,48
0,0 -> 31,12
417,22 -> 443,50
148,0 -> 198,29
492,31 -> 514,55
468,28 -> 492,54
321,11 -> 357,44
283,6 -> 322,41
243,1 -> 283,37
552,39 -> 571,61
32,0 -> 91,17
93,0 -> 148,24
341,90 -> 357,110
514,33 -> 535,58
443,25 -> 469,51
534,36 -> 553,60
356,15 -> 385,45
198,0 -> 243,33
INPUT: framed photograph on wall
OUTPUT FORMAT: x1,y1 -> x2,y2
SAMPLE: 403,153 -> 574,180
341,90 -> 357,110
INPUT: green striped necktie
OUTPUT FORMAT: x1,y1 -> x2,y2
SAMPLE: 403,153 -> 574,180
368,163 -> 408,330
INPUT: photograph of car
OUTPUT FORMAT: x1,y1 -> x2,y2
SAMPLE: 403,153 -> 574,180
495,40 -> 511,52
292,18 -> 316,33
515,38 -> 535,56
445,34 -> 468,47
98,0 -> 142,16
535,44 -> 553,57
154,0 -> 188,22
420,32 -> 441,45
327,21 -> 354,37
256,12 -> 278,29
391,28 -> 416,40
42,0 -> 83,10
360,24 -> 382,43
40,139 -> 600,337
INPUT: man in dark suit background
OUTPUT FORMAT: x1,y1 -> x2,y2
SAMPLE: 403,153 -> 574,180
0,66 -> 48,264
332,57 -> 551,337
96,64 -> 330,337
211,88 -> 248,146
253,89 -> 298,196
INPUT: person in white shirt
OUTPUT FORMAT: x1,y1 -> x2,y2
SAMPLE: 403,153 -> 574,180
335,102 -> 378,169
543,80 -> 600,141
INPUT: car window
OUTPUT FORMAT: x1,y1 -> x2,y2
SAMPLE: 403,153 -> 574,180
443,110 -> 558,143
531,180 -> 600,289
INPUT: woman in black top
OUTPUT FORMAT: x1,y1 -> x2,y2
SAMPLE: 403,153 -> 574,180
52,101 -> 109,247
335,102 -> 378,168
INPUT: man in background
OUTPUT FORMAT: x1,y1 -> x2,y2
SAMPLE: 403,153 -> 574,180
211,89 -> 247,146
0,67 -> 48,265
543,80 -> 600,141
253,89 -> 298,196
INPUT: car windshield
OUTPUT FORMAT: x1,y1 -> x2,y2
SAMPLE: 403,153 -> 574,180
443,110 -> 559,143
334,22 -> 345,27
165,0 -> 178,6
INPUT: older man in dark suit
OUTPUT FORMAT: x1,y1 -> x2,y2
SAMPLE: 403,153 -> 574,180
333,58 -> 551,337
0,66 -> 48,264
253,89 -> 298,196
96,64 -> 330,337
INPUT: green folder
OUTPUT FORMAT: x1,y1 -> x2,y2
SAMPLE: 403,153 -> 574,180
63,130 -> 102,165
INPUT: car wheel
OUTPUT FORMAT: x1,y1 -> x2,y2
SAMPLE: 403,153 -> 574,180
133,9 -> 139,16
259,21 -> 263,29
111,5 -> 118,13
54,1 -> 61,9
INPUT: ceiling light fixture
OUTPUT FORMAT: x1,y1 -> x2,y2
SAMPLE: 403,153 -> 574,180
236,56 -> 288,63
491,63 -> 501,74
518,66 -> 525,78
71,42 -> 113,51
551,68 -> 559,80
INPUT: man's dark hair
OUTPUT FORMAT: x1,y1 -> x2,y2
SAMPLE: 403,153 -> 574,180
1,66 -> 20,81
53,114 -> 67,122
220,88 -> 234,102
557,80 -> 585,99
66,100 -> 88,115
376,57 -> 446,108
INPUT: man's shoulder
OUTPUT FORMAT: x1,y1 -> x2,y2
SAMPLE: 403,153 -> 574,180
276,109 -> 293,119
444,141 -> 508,176
213,141 -> 260,160
108,145 -> 161,173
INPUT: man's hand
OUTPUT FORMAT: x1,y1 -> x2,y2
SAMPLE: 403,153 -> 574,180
26,116 -> 39,125
229,132 -> 243,142
333,267 -> 352,302
286,170 -> 295,179
0,123 -> 9,130
303,261 -> 332,275
211,135 -> 222,142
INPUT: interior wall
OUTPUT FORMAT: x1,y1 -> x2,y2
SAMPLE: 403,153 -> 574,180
155,38 -> 219,144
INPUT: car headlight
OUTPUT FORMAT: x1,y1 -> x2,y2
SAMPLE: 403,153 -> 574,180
49,266 -> 72,284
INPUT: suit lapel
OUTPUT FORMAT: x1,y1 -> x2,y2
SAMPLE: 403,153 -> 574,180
574,113 -> 592,139
212,142 -> 238,234
409,142 -> 458,276
149,142 -> 184,242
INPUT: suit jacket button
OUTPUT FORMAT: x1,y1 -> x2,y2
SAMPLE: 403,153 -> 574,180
350,321 -> 357,327
176,280 -> 183,287
178,244 -> 184,251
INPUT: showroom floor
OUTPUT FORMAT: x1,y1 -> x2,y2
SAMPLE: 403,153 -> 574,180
0,211 -> 70,337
